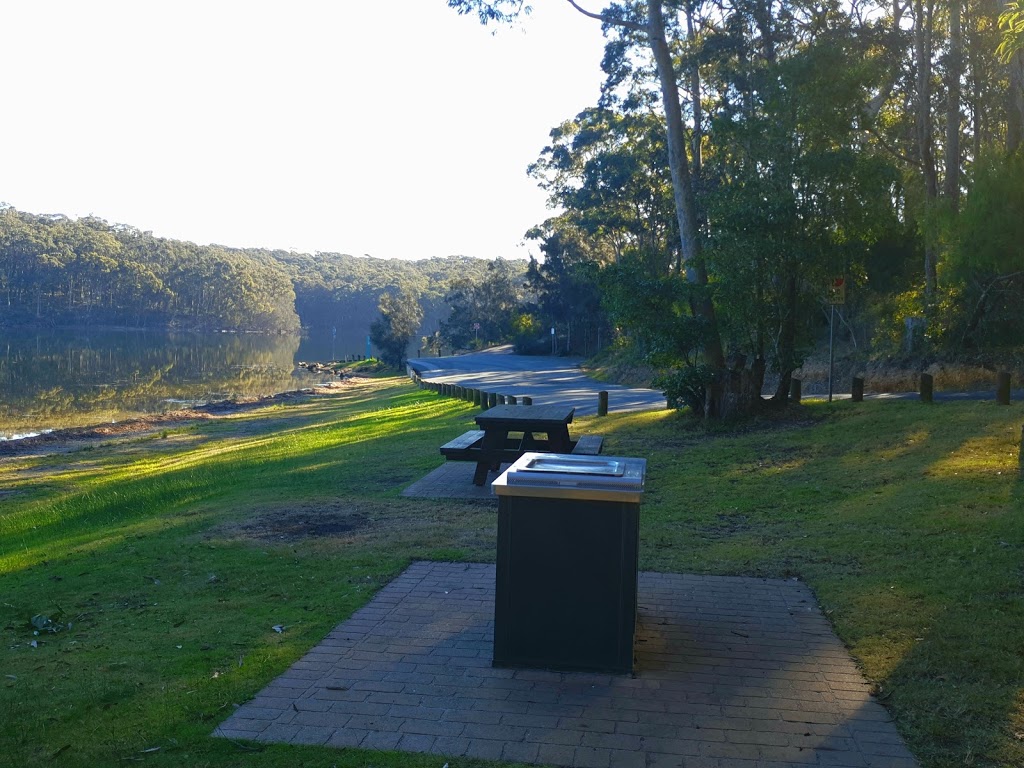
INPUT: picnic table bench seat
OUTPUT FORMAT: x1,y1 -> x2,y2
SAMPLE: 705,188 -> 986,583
440,430 -> 524,464
441,430 -> 604,463
439,429 -> 485,457
570,435 -> 605,455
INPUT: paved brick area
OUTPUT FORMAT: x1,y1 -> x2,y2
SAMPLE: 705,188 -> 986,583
401,461 -> 510,500
214,561 -> 917,767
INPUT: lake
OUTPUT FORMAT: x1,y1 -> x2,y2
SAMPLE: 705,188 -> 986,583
0,328 -> 371,438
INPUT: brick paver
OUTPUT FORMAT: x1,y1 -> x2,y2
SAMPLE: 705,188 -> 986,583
401,460 -> 512,500
215,561 -> 918,767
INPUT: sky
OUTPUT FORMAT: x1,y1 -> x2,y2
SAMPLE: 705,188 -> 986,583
2,2 -> 608,261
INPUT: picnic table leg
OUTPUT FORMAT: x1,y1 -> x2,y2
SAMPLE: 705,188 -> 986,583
472,459 -> 490,486
473,428 -> 506,486
550,426 -> 572,453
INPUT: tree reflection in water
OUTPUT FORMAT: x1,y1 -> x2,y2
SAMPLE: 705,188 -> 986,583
0,330 -> 333,437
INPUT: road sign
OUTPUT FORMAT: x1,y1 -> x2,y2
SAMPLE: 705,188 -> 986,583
828,276 -> 846,305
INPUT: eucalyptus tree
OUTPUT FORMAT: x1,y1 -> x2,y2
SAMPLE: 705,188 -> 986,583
999,1 -> 1024,149
440,257 -> 523,348
370,286 -> 424,369
701,9 -> 907,400
449,0 -> 740,415
529,107 -> 677,268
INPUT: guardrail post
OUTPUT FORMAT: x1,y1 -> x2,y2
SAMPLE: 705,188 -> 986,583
789,378 -> 801,404
598,390 -> 608,416
522,396 -> 533,405
851,377 -> 864,403
497,394 -> 506,405
997,371 -> 1011,405
507,395 -> 517,405
487,392 -> 497,408
920,373 -> 934,403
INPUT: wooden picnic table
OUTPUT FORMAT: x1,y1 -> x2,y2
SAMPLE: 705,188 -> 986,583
471,404 -> 574,486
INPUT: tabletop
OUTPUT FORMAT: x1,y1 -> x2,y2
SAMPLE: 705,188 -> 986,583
475,404 -> 575,427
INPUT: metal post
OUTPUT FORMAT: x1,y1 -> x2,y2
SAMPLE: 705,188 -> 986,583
828,304 -> 835,403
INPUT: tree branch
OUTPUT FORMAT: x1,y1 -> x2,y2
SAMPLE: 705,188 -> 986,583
564,0 -> 646,33
863,125 -> 922,169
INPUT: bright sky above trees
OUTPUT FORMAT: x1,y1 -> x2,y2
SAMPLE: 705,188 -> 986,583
2,1 -> 605,260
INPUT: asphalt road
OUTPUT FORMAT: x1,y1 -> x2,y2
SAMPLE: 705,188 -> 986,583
407,346 -> 667,417
409,347 -> 1021,414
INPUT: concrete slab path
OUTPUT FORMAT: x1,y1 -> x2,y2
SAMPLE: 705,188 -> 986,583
215,561 -> 917,767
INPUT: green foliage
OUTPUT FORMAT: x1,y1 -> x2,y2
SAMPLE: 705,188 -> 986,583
0,208 -> 299,332
654,363 -> 714,412
528,108 -> 676,268
997,1 -> 1024,63
601,256 -> 701,365
511,311 -> 545,354
438,258 -> 524,349
524,225 -> 610,356
702,26 -> 906,393
369,288 -> 423,369
934,149 -> 1024,350
947,150 -> 1024,279
276,251 -> 503,336
870,288 -> 927,354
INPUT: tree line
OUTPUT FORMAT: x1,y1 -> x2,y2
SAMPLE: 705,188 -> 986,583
0,206 -> 512,339
448,0 -> 1024,417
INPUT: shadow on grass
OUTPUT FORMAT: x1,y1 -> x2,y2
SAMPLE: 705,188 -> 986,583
628,399 -> 1023,766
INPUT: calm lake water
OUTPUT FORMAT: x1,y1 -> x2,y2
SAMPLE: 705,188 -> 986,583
0,328 -> 369,438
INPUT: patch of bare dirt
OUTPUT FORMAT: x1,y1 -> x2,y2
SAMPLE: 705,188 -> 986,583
0,378 -> 372,460
220,506 -> 370,542
203,498 -> 497,558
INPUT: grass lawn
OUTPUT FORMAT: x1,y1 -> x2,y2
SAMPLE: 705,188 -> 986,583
1,377 -> 1022,767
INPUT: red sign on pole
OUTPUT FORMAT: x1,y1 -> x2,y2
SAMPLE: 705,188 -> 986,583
828,276 -> 846,305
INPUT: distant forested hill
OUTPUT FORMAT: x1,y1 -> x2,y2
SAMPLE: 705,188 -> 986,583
263,250 -> 495,336
0,206 -> 515,335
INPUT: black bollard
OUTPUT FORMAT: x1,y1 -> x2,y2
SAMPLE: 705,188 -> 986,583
997,372 -> 1011,405
852,377 -> 864,403
920,373 -> 934,403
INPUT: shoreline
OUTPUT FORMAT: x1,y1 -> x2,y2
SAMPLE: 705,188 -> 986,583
0,378 -> 369,459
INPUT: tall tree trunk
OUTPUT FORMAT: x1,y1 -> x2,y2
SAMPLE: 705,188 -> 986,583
646,0 -> 725,370
914,0 -> 939,296
945,0 -> 962,211
685,3 -> 703,181
1009,43 -> 1024,152
771,271 -> 799,402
